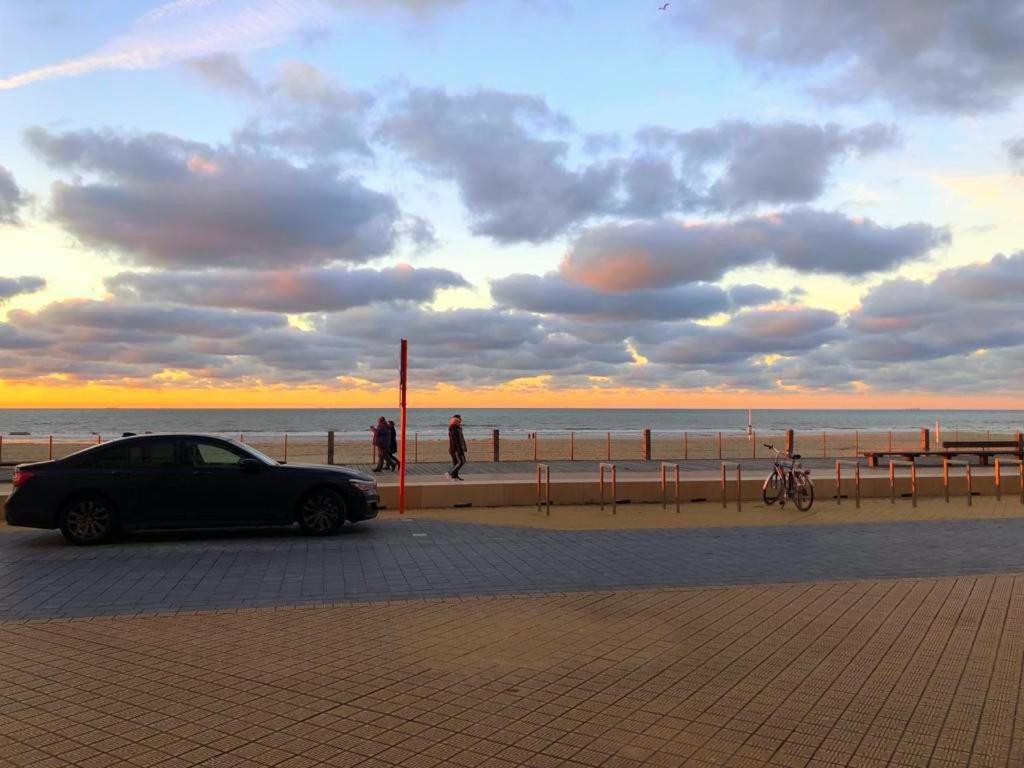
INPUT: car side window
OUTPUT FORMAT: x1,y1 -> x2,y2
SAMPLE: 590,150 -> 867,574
90,440 -> 179,468
190,441 -> 246,468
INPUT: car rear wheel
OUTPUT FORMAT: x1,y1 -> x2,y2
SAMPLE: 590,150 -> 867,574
60,495 -> 117,545
297,489 -> 345,535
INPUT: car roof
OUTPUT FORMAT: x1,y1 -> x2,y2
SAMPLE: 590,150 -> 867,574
101,433 -> 241,443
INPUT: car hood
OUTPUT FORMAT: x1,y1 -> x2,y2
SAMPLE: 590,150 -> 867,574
277,463 -> 375,482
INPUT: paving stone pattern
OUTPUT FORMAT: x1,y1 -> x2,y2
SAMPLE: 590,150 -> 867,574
1,577 -> 1022,768
3,518 -> 1024,620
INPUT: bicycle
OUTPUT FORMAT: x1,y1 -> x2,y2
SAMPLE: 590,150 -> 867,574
762,443 -> 815,511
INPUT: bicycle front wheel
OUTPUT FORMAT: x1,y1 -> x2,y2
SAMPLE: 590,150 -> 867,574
762,472 -> 782,504
792,475 -> 814,511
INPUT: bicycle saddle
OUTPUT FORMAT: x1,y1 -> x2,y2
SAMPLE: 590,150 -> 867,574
792,454 -> 801,460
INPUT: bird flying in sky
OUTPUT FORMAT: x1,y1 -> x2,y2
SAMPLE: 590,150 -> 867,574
659,2 -> 671,10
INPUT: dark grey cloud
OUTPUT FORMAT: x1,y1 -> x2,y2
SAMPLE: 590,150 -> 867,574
844,251 -> 1024,362
647,308 -> 843,366
0,164 -> 30,225
10,300 -> 286,341
491,273 -> 732,321
676,0 -> 1024,113
0,323 -> 48,350
0,275 -> 46,303
378,88 -> 619,243
26,126 -> 400,269
1007,136 -> 1024,172
727,284 -> 783,308
106,265 -> 467,313
628,121 -> 898,213
562,210 -> 948,291
380,87 -> 900,239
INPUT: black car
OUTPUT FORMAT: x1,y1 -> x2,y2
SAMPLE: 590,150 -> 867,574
4,433 -> 379,544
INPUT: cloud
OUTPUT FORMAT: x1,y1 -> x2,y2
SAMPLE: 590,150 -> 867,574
26,126 -> 400,268
0,276 -> 46,303
1007,136 -> 1024,173
648,307 -> 843,366
380,87 -> 901,239
106,265 -> 467,312
844,251 -> 1024,361
0,0 -> 330,91
491,273 -> 733,321
231,61 -> 374,156
379,87 -> 619,242
676,0 -> 1024,113
0,165 -> 31,225
627,121 -> 898,213
561,210 -> 949,291
184,53 -> 263,97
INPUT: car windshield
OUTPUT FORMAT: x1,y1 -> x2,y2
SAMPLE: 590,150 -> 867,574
231,440 -> 278,466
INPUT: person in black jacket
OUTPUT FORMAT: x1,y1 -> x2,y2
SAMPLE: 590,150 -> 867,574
370,416 -> 390,473
386,420 -> 400,472
446,414 -> 467,480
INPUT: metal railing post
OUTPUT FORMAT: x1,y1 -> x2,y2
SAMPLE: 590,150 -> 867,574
327,431 -> 335,465
536,464 -> 551,516
283,433 -> 289,464
414,432 -> 419,463
599,463 -> 617,515
720,462 -> 742,511
48,435 -> 53,460
606,432 -> 611,461
569,431 -> 574,462
684,431 -> 688,460
661,463 -> 681,513
890,459 -> 916,507
994,458 -> 1002,501
717,432 -> 722,460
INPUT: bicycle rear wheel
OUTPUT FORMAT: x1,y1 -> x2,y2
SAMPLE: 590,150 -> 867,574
792,474 -> 814,511
762,472 -> 782,504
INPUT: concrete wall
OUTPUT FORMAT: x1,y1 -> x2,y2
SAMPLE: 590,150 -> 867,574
379,473 -> 1018,510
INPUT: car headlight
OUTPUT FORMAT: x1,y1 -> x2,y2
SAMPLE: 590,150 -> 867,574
350,479 -> 377,494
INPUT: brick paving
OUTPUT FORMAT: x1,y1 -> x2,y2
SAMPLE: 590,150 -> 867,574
1,576 -> 1022,767
3,517 -> 1024,620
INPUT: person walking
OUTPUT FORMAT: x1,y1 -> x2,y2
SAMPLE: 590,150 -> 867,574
370,416 -> 390,473
386,420 -> 400,472
447,414 -> 467,480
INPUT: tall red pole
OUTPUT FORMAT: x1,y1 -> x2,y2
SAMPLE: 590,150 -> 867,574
399,339 -> 408,515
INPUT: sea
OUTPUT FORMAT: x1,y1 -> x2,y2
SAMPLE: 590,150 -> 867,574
0,409 -> 1021,439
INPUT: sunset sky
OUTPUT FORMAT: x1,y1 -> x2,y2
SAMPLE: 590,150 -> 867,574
1,0 -> 1023,408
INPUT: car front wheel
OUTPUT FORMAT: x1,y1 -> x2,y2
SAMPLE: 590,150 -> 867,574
60,495 -> 117,545
297,489 -> 346,535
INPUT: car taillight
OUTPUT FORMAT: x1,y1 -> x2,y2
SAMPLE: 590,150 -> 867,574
12,469 -> 33,488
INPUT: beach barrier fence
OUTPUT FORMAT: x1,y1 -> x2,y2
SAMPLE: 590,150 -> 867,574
1,427 -> 1022,468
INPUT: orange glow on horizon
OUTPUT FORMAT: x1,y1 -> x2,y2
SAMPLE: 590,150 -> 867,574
0,380 -> 1019,410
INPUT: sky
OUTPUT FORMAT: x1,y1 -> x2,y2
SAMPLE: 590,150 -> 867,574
0,0 -> 1023,408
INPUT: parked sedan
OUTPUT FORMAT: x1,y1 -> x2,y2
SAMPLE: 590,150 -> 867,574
4,433 -> 379,544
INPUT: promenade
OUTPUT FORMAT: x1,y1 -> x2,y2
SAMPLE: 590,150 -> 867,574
1,498 -> 1023,767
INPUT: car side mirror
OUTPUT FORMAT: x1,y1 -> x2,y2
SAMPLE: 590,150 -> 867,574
240,458 -> 263,474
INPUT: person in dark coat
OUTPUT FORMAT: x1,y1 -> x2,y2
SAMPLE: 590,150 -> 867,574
386,420 -> 400,472
447,414 -> 467,480
370,416 -> 390,472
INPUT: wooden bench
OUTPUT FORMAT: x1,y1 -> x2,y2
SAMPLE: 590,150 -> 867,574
860,434 -> 1022,467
